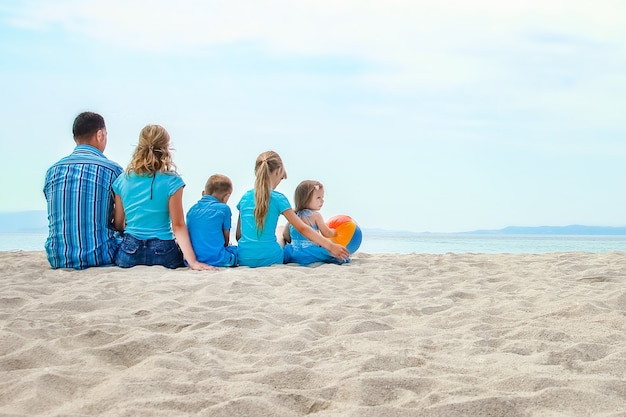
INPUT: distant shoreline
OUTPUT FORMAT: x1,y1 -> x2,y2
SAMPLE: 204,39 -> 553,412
365,225 -> 626,236
460,225 -> 626,236
2,210 -> 626,236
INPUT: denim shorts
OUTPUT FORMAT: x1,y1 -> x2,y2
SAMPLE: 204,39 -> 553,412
115,234 -> 184,269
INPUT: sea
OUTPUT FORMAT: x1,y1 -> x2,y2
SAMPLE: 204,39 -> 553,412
3,231 -> 626,254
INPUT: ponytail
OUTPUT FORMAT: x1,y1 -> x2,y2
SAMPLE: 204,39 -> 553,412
253,151 -> 284,232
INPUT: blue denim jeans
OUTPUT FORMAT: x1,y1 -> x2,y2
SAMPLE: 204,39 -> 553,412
115,234 -> 184,269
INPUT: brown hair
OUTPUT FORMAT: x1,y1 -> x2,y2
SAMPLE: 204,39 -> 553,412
294,180 -> 324,212
126,124 -> 177,175
253,150 -> 285,231
204,174 -> 233,197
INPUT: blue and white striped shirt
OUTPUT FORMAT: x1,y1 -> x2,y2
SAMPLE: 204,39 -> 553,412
44,145 -> 123,269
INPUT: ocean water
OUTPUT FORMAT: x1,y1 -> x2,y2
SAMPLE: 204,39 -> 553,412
2,231 -> 626,254
0,232 -> 49,252
358,232 -> 626,254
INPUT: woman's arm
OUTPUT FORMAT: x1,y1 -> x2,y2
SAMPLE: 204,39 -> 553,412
235,214 -> 242,241
113,194 -> 125,232
283,209 -> 349,260
169,188 -> 216,271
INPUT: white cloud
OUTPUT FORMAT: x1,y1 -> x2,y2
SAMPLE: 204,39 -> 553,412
4,0 -> 624,138
6,1 -> 625,63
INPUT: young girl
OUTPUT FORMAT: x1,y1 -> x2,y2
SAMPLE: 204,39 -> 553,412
235,151 -> 349,267
112,125 -> 214,271
283,180 -> 348,265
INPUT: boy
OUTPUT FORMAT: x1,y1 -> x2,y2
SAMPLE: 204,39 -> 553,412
187,174 -> 238,267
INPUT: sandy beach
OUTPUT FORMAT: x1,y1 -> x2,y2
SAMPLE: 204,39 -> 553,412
0,250 -> 625,417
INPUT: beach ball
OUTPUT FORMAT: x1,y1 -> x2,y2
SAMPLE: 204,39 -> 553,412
327,214 -> 362,254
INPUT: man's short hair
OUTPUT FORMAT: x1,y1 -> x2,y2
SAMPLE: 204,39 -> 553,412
73,112 -> 105,140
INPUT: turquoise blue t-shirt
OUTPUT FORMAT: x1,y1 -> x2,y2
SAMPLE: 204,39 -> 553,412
113,172 -> 184,240
236,189 -> 291,267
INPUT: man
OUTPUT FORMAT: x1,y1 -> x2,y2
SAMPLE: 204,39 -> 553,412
44,112 -> 123,269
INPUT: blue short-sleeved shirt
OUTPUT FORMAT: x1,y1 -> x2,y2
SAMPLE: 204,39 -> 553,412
187,195 -> 237,266
113,172 -> 184,240
236,189 -> 291,267
44,145 -> 123,269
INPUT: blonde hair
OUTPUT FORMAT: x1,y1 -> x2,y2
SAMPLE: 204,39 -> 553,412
294,180 -> 324,212
126,125 -> 177,175
253,150 -> 285,231
204,174 -> 232,197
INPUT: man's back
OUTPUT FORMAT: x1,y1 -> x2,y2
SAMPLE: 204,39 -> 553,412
44,144 -> 123,269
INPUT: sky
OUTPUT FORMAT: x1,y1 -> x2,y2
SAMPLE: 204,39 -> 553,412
1,0 -> 625,233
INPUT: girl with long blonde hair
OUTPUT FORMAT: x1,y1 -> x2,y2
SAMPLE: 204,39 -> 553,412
235,151 -> 349,267
112,125 -> 214,271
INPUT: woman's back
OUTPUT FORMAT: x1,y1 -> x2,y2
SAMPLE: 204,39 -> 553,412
113,172 -> 183,240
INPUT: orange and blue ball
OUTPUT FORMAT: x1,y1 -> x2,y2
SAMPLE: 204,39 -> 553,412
327,214 -> 362,254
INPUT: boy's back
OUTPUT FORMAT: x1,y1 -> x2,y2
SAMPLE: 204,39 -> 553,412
187,195 -> 237,266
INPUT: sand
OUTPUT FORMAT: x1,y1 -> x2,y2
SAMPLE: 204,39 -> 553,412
0,250 -> 625,417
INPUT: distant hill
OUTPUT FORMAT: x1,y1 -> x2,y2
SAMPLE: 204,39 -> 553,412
2,212 -> 626,236
464,225 -> 626,235
0,210 -> 48,232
